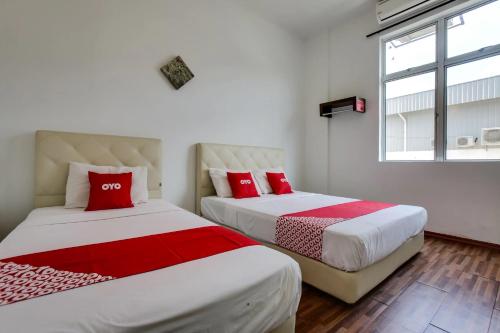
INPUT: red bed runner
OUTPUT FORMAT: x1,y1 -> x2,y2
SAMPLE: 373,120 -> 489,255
0,226 -> 259,306
275,200 -> 396,261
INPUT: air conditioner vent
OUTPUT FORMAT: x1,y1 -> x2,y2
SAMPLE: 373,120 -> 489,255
456,136 -> 475,148
482,128 -> 500,146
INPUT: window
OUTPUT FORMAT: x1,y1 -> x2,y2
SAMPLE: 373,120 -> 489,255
381,0 -> 500,161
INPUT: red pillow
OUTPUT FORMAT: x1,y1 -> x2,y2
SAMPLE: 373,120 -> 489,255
226,172 -> 260,199
266,172 -> 293,195
85,172 -> 134,211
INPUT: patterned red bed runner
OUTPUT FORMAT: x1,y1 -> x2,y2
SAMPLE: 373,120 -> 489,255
0,226 -> 259,306
275,200 -> 396,261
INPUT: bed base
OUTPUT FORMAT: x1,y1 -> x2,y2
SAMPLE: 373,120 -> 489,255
220,219 -> 423,304
265,232 -> 424,304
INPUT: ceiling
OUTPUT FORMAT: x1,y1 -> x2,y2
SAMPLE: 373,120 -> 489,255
236,0 -> 374,39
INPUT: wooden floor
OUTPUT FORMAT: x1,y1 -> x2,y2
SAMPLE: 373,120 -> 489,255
296,237 -> 500,333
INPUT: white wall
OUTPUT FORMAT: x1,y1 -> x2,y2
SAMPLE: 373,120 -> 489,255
303,4 -> 500,244
303,32 -> 329,194
0,0 -> 305,238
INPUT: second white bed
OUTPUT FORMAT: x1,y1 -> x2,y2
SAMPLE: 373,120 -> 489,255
201,191 -> 427,272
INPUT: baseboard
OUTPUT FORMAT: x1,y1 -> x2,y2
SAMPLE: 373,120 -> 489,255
424,231 -> 500,250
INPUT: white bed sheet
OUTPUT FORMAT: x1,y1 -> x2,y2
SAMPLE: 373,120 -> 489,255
0,200 -> 301,333
201,192 -> 427,272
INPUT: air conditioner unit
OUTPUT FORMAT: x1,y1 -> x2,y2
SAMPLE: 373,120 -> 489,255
376,0 -> 445,24
456,136 -> 475,148
481,128 -> 500,146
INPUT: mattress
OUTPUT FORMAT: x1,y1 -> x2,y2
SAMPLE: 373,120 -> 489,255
0,200 -> 301,333
201,192 -> 427,272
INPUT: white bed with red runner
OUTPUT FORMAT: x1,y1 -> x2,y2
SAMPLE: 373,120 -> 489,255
0,200 -> 301,333
201,191 -> 427,272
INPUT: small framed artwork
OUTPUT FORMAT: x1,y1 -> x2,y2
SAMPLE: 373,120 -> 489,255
160,56 -> 194,90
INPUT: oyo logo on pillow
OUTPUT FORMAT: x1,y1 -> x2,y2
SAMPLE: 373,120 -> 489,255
280,178 -> 288,183
240,179 -> 252,185
101,183 -> 122,191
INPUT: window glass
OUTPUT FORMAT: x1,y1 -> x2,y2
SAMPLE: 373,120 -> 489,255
447,1 -> 500,58
385,72 -> 435,161
385,25 -> 436,75
446,55 -> 500,160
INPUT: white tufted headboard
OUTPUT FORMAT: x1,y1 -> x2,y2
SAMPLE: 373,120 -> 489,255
195,143 -> 284,215
35,130 -> 162,208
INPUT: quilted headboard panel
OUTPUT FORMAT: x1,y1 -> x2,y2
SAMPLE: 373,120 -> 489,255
35,130 -> 162,208
196,143 -> 284,214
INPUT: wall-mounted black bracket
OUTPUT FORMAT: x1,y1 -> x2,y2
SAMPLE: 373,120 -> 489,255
320,96 -> 366,118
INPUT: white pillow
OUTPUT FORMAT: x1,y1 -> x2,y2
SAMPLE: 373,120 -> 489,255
65,162 -> 148,208
252,168 -> 284,194
208,168 -> 261,198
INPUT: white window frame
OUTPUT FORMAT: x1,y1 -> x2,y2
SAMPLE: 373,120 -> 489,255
380,0 -> 500,162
